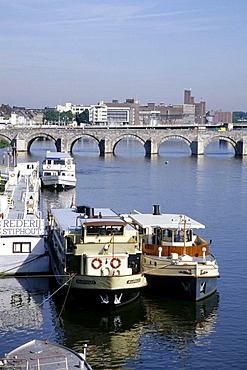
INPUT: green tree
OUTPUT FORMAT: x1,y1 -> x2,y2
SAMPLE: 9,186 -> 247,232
44,109 -> 60,123
0,138 -> 9,148
75,110 -> 89,124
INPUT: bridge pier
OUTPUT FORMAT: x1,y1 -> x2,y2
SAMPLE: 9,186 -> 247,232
56,138 -> 70,152
99,138 -> 114,155
235,137 -> 247,156
144,139 -> 159,155
191,138 -> 204,156
15,136 -> 26,152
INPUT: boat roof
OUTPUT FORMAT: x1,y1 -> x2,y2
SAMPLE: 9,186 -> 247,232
127,213 -> 205,229
51,207 -> 123,231
5,339 -> 92,370
45,151 -> 72,159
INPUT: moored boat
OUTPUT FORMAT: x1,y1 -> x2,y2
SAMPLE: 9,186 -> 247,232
41,151 -> 76,190
0,162 -> 49,275
47,205 -> 147,308
0,339 -> 92,370
124,205 -> 219,301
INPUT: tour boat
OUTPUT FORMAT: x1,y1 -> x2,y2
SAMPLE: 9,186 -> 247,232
41,151 -> 76,190
0,339 -> 92,370
123,205 -> 219,301
47,205 -> 147,308
0,162 -> 49,275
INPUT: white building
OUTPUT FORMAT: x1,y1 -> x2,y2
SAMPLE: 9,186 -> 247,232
89,101 -> 108,125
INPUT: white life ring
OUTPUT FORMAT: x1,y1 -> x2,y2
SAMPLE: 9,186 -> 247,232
47,165 -> 51,169
67,165 -> 71,170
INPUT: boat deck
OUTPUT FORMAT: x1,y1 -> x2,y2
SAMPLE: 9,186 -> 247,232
0,340 -> 92,370
5,174 -> 39,220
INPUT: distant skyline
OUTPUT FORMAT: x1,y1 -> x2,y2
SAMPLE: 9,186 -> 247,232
0,0 -> 246,111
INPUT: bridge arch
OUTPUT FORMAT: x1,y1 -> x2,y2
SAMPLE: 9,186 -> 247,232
157,134 -> 193,154
111,134 -> 146,155
203,135 -> 237,155
69,134 -> 100,153
26,133 -> 58,152
0,133 -> 13,147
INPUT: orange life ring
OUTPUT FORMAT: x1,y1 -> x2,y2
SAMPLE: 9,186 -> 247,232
10,173 -> 15,177
67,165 -> 71,170
110,257 -> 121,269
91,258 -> 102,269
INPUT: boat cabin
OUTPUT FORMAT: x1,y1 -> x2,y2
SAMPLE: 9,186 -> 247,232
48,206 -> 141,277
126,210 -> 209,257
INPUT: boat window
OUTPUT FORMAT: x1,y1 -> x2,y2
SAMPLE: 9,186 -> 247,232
86,225 -> 124,236
174,229 -> 191,242
13,242 -> 31,253
162,229 -> 172,241
54,159 -> 65,165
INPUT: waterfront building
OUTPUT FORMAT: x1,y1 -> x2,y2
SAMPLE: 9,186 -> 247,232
1,89 -> 234,128
105,99 -> 140,125
139,102 -> 195,126
88,101 -> 108,125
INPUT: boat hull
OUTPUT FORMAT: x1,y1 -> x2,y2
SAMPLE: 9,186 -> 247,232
0,254 -> 50,275
51,271 -> 147,308
41,177 -> 76,189
144,273 -> 218,301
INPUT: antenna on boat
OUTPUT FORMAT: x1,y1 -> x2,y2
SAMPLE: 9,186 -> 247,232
70,194 -> 76,208
183,218 -> 187,255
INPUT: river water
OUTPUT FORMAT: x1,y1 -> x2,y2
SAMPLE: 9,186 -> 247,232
0,137 -> 246,369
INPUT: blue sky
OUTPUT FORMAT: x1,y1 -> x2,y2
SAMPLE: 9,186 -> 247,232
0,0 -> 246,111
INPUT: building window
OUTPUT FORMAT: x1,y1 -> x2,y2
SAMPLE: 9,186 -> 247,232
13,242 -> 31,253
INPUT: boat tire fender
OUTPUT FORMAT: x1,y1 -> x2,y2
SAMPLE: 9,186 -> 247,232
110,257 -> 121,269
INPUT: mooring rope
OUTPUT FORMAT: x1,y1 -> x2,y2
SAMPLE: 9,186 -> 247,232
45,273 -> 76,342
0,253 -> 49,277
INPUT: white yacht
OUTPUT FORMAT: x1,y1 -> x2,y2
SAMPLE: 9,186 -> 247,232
41,151 -> 76,190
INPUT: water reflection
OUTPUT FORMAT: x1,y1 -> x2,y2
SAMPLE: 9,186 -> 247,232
51,292 -> 146,369
0,277 -> 50,355
49,286 -> 219,369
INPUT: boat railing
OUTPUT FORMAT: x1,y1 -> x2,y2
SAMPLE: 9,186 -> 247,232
0,357 -> 28,369
0,353 -> 70,370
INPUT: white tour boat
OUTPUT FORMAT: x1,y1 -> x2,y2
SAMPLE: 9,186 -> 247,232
0,339 -> 92,370
47,205 -> 147,308
41,151 -> 76,190
124,205 -> 219,301
0,162 -> 49,275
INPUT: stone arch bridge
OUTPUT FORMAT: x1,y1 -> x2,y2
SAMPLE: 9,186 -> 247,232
1,126 -> 247,156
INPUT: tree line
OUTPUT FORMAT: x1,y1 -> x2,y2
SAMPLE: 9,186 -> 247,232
44,109 -> 89,125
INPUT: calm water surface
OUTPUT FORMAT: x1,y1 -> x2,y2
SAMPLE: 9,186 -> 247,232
0,138 -> 246,369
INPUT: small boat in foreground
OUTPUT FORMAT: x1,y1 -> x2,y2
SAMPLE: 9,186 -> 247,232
0,339 -> 92,370
47,205 -> 147,308
124,205 -> 219,301
0,161 -> 49,275
41,151 -> 76,190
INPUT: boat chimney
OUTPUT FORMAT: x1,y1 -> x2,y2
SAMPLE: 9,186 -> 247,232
153,205 -> 161,215
86,207 -> 94,218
